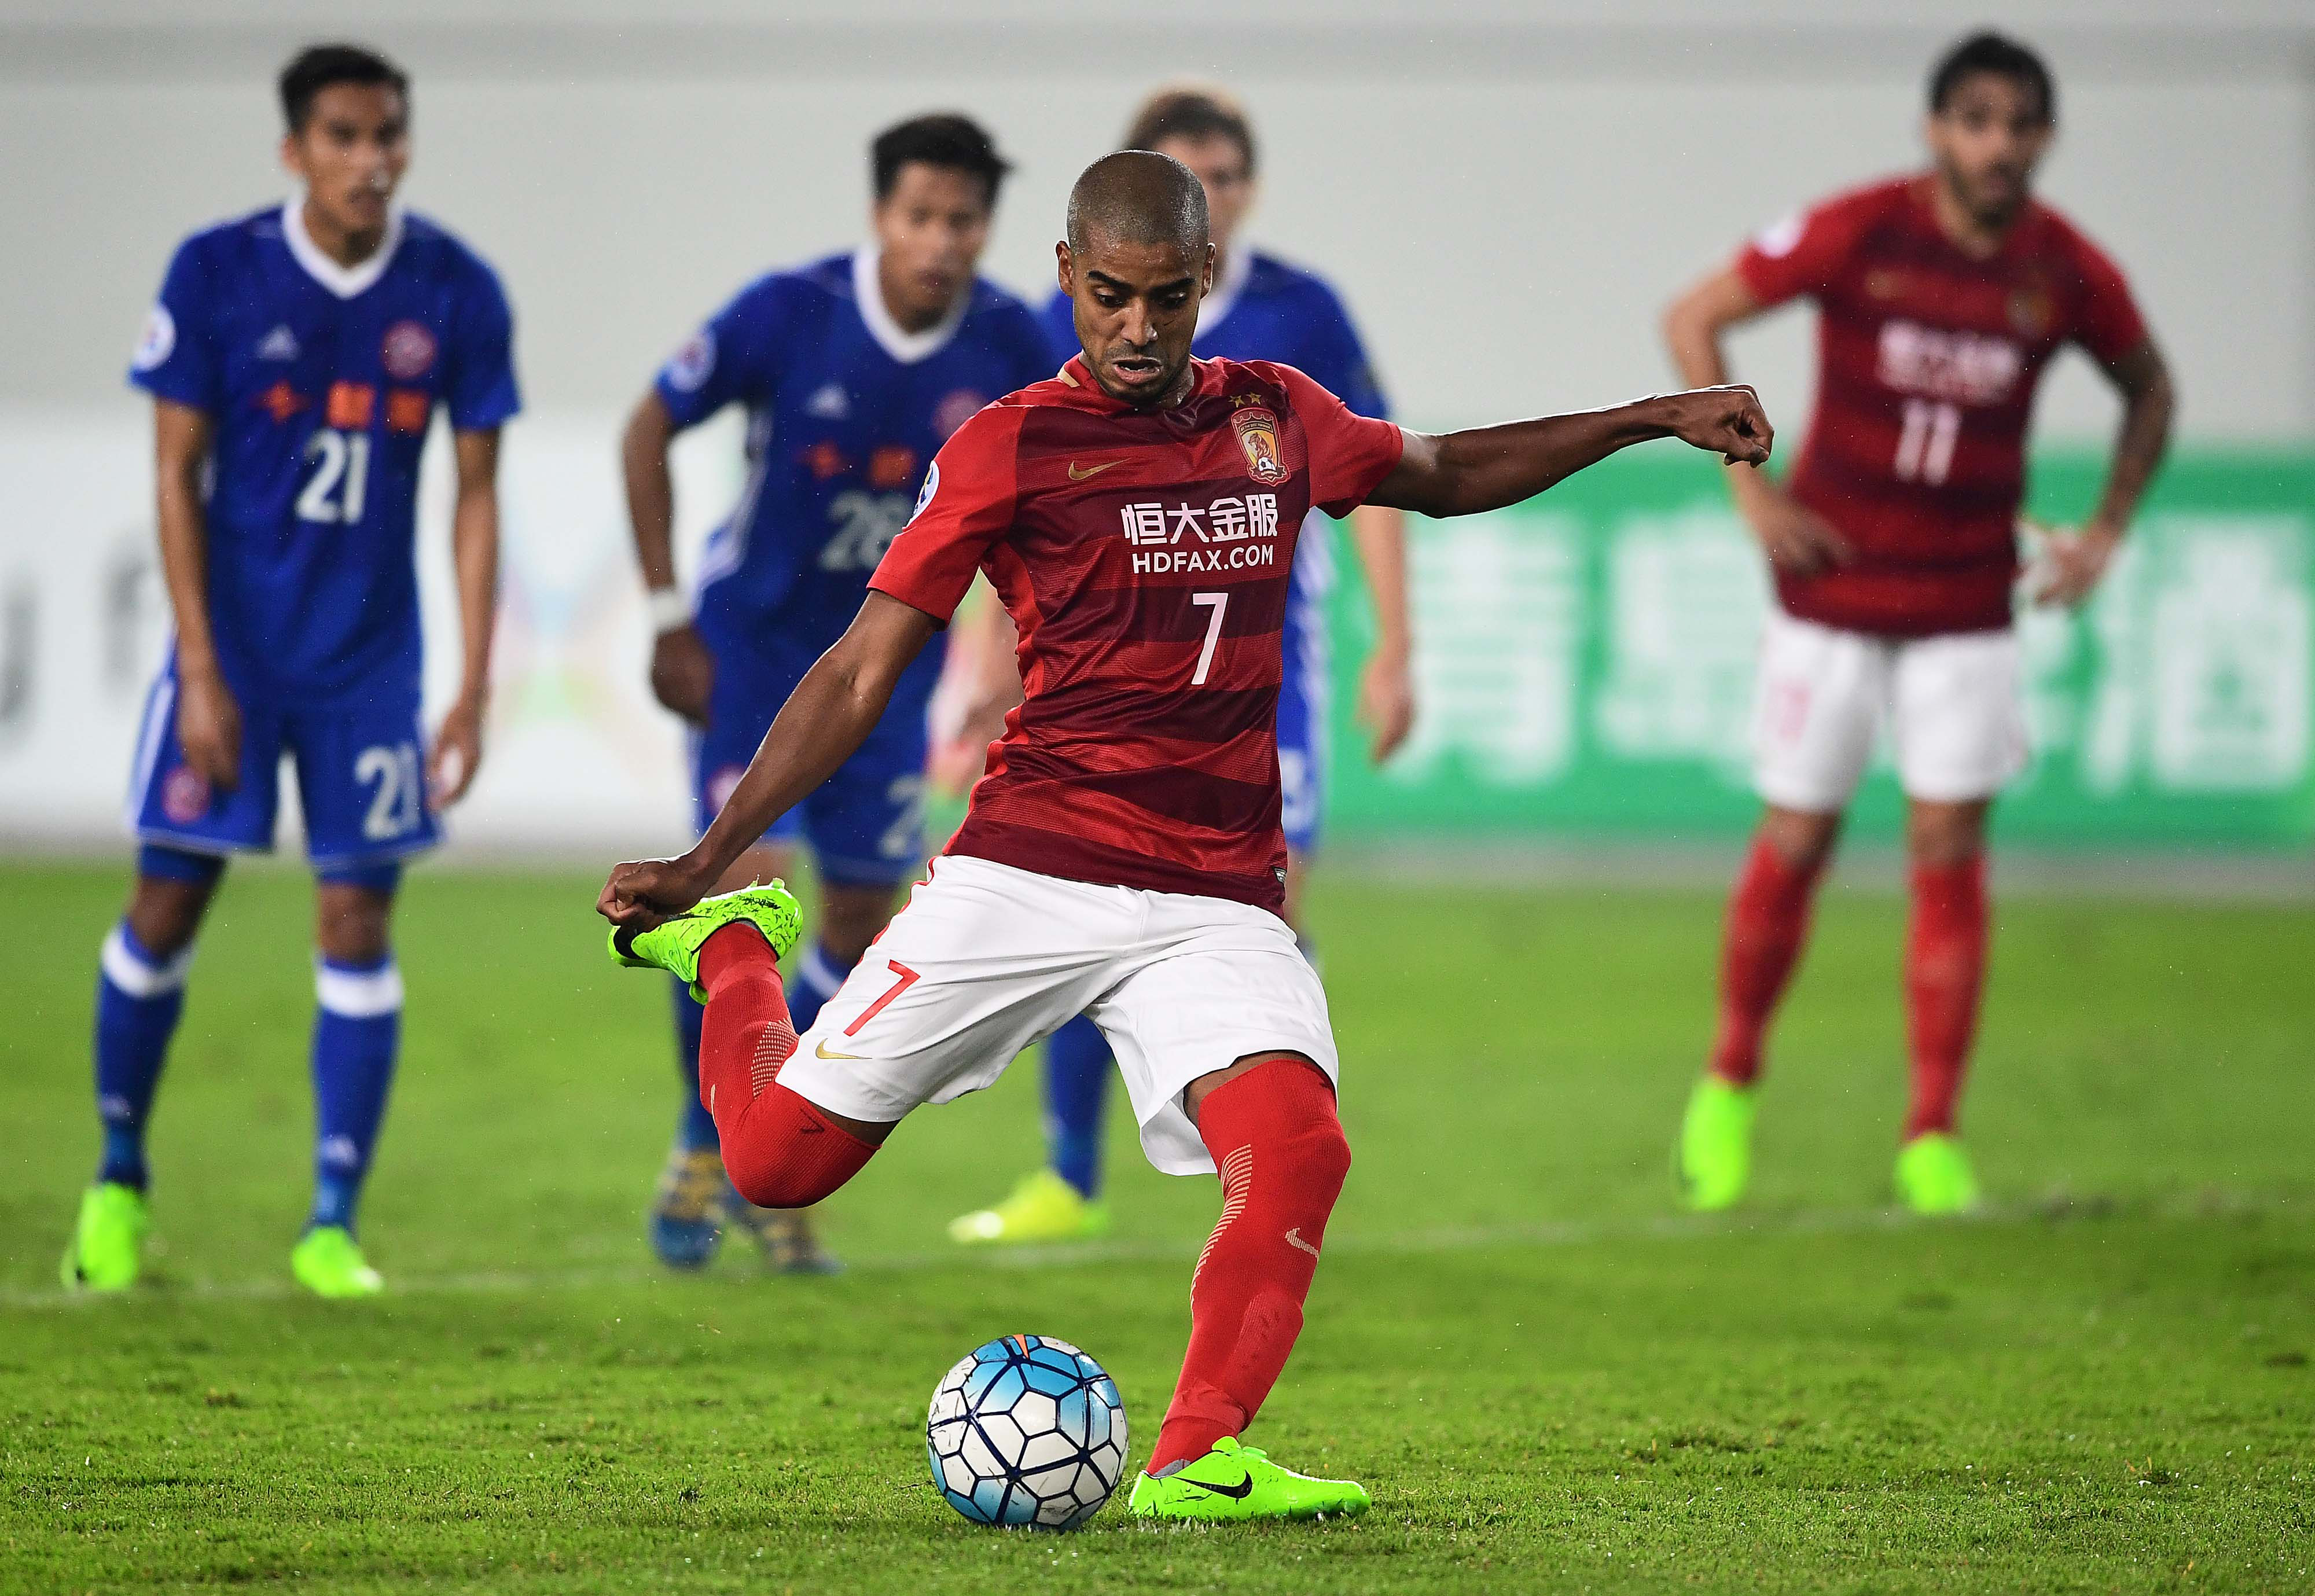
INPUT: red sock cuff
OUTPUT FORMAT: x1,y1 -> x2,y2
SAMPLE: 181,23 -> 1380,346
698,921 -> 777,995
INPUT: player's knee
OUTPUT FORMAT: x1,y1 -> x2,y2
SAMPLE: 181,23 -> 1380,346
125,870 -> 219,959
1760,807 -> 1840,873
315,889 -> 394,966
1283,1112 -> 1352,1207
1904,801 -> 1987,870
816,881 -> 900,965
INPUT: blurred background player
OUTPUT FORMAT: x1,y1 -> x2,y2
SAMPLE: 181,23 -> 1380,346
61,44 -> 519,1296
620,113 -> 1052,1272
943,84 -> 1414,1248
1662,31 -> 2174,1215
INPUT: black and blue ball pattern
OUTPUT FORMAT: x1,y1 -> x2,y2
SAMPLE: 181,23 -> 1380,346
926,1334 -> 1128,1529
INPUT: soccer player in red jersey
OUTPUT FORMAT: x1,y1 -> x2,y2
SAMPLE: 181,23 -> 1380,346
600,150 -> 1770,1520
1662,32 -> 2175,1215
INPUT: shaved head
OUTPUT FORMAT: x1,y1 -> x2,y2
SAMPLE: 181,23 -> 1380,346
1065,149 -> 1210,258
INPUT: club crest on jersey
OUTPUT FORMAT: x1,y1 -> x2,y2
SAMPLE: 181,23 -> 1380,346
1229,403 -> 1288,485
381,320 -> 437,381
2008,285 -> 2054,339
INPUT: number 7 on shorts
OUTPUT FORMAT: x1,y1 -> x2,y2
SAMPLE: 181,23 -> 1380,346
843,960 -> 920,1038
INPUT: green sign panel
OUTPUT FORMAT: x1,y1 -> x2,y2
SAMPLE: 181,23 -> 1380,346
1322,448 -> 2314,848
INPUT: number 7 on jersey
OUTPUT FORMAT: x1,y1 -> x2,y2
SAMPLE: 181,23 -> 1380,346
1190,592 -> 1228,686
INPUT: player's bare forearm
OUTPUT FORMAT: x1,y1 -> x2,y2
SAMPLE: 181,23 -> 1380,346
1373,389 -> 1773,520
2086,340 -> 2176,538
449,429 -> 503,707
152,399 -> 221,676
682,594 -> 940,889
620,391 -> 681,591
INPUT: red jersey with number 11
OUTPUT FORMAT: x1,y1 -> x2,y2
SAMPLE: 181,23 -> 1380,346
870,355 -> 1402,913
1735,175 -> 2148,637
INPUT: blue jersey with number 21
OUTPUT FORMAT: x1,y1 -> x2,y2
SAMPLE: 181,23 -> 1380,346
128,200 -> 520,704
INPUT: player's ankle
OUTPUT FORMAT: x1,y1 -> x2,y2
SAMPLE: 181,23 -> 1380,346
1148,1420 -> 1234,1474
697,922 -> 777,990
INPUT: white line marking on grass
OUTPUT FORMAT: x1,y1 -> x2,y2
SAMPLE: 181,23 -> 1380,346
7,1192 -> 2291,1312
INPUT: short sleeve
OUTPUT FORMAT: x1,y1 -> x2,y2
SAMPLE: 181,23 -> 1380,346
2067,229 -> 2151,366
128,237 -> 221,411
869,406 -> 1024,624
655,277 -> 784,431
446,264 -> 521,432
1732,192 -> 1872,309
1037,291 -> 1079,367
1298,285 -> 1391,422
1277,365 -> 1405,519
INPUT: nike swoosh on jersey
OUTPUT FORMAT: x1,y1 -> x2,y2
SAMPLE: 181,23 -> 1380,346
1066,459 -> 1123,480
1181,1472 -> 1254,1499
815,1039 -> 863,1060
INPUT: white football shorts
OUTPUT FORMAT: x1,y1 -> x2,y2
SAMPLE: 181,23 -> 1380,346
1752,609 -> 2029,812
776,855 -> 1338,1176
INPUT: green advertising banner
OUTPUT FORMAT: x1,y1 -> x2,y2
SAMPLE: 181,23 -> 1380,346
1321,449 -> 2315,848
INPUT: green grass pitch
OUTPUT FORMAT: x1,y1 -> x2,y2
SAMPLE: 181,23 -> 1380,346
2,859 -> 2310,1593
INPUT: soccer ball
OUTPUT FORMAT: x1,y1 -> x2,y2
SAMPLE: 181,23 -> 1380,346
925,1334 -> 1128,1529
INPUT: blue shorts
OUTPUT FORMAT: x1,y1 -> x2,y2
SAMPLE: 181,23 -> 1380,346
692,631 -> 936,889
1276,556 -> 1332,858
125,656 -> 439,873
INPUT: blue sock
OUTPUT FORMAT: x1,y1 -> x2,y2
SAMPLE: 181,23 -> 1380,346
308,954 -> 402,1235
789,940 -> 855,1038
1043,1016 -> 1112,1199
670,976 -> 718,1153
93,922 -> 193,1190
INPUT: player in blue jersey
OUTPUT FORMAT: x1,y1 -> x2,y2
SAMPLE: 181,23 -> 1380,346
620,113 -> 1052,1272
61,45 -> 520,1298
942,85 -> 1415,1246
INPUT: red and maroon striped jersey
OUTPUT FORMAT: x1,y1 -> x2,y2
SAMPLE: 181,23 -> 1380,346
870,355 -> 1402,913
1735,174 -> 2149,637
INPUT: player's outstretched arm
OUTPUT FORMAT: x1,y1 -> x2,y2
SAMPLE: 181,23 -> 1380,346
598,592 -> 940,929
1370,388 -> 1774,520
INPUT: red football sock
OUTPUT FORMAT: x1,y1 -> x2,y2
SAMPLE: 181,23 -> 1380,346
693,924 -> 876,1208
1708,834 -> 1826,1086
1904,854 -> 1988,1139
1148,1058 -> 1351,1474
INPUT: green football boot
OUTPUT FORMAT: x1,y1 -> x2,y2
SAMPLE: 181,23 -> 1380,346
1677,1076 -> 1757,1212
1894,1132 -> 1982,1216
1127,1437 -> 1370,1523
947,1169 -> 1111,1246
61,1182 -> 149,1292
608,881 -> 803,1002
292,1226 -> 385,1299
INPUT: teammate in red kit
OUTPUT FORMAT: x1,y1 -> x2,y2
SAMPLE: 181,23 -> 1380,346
599,150 -> 1771,1519
1663,32 -> 2175,1215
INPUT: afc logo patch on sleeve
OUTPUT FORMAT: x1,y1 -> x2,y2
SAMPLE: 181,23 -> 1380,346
665,328 -> 716,392
907,461 -> 940,526
132,304 -> 176,372
1752,211 -> 1805,259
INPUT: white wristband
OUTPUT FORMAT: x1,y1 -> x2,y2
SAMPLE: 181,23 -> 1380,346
646,587 -> 692,635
